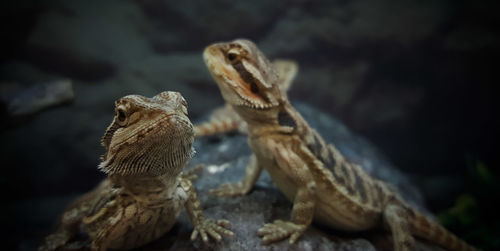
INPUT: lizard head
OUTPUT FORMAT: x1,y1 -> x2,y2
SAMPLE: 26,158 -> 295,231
203,39 -> 284,110
99,91 -> 194,176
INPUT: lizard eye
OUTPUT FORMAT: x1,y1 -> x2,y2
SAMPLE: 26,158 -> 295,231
116,107 -> 128,126
227,52 -> 238,63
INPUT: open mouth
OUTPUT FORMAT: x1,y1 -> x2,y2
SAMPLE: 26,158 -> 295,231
204,46 -> 275,110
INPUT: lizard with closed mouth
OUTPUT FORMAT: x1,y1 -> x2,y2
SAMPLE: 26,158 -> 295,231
194,59 -> 298,137
39,91 -> 233,251
203,39 -> 476,251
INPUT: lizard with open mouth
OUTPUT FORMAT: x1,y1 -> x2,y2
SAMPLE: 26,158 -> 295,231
203,39 -> 476,251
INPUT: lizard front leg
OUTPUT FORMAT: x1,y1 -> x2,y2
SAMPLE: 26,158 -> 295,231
181,178 -> 234,243
257,140 -> 316,244
210,154 -> 262,197
383,203 -> 415,251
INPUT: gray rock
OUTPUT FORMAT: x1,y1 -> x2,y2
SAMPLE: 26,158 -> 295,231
3,79 -> 74,116
132,102 -> 440,250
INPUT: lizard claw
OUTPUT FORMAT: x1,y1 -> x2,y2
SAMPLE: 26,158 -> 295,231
209,182 -> 247,197
191,218 -> 234,243
257,220 -> 306,245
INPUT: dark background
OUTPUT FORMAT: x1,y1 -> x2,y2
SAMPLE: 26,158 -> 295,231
1,0 -> 499,250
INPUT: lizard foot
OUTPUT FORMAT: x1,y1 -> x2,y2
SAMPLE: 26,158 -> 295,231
209,182 -> 248,197
191,218 -> 234,243
257,220 -> 306,244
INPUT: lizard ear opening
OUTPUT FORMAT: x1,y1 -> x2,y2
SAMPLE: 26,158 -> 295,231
278,110 -> 296,128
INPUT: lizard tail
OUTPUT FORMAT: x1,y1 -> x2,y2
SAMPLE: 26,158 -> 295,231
194,118 -> 241,137
411,212 -> 477,251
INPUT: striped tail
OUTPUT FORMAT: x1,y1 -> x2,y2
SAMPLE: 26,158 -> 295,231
194,117 -> 242,137
411,212 -> 477,251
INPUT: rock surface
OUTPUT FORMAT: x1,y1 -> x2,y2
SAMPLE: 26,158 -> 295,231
128,102 -> 441,251
2,79 -> 74,116
18,103 -> 444,251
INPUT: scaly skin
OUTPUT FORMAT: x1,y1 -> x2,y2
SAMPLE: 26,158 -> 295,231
194,59 -> 298,137
39,92 -> 233,251
203,39 -> 476,251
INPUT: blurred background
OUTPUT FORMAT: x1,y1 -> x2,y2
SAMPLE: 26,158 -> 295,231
1,0 -> 498,250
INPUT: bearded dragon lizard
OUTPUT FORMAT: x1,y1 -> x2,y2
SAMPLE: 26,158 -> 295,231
203,39 -> 476,251
39,92 -> 233,251
194,59 -> 297,137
